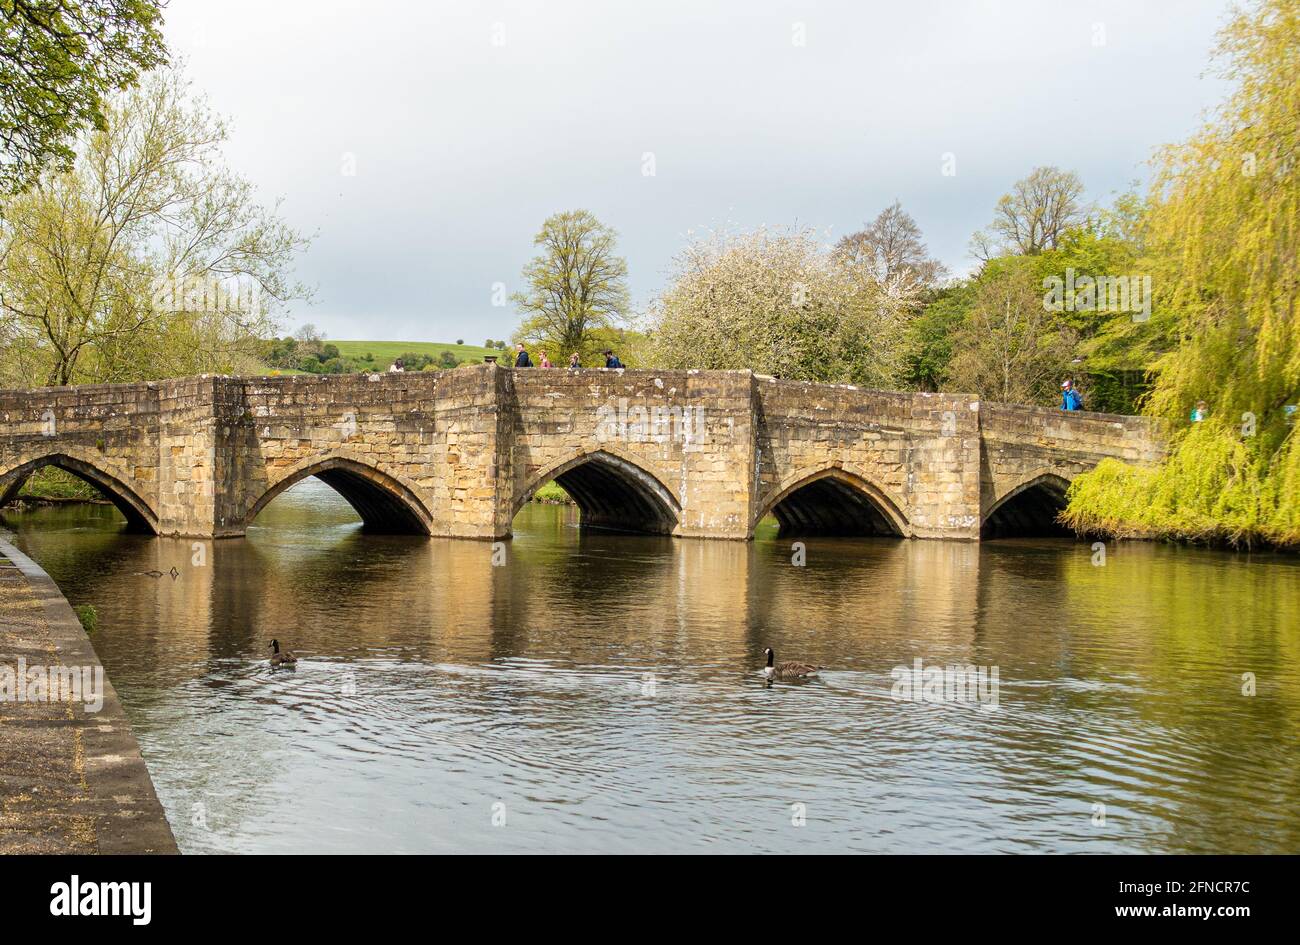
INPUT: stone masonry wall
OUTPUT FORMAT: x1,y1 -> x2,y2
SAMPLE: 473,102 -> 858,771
213,367 -> 503,538
979,402 -> 1165,518
0,381 -> 161,529
504,368 -> 755,538
754,379 -> 984,538
0,368 -> 1165,540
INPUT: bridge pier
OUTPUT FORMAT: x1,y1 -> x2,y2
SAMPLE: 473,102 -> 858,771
0,367 -> 1164,541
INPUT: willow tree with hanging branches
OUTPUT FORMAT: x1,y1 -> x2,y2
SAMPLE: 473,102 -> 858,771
1064,0 -> 1300,547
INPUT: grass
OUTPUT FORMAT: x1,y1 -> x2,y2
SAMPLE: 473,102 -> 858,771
73,604 -> 97,635
251,339 -> 509,377
253,334 -> 651,376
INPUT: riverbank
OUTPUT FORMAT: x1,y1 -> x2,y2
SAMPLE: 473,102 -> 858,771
0,536 -> 177,854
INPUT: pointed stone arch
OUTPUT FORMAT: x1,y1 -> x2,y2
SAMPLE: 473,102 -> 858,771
0,452 -> 158,533
513,448 -> 681,534
753,465 -> 911,537
981,471 -> 1073,538
244,455 -> 433,535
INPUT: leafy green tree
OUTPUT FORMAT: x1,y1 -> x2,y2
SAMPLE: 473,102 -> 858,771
945,257 -> 1078,405
1065,0 -> 1300,548
511,210 -> 630,363
395,351 -> 434,370
1138,0 -> 1299,432
0,0 -> 167,193
1029,218 -> 1155,412
0,67 -> 309,386
902,283 -> 971,391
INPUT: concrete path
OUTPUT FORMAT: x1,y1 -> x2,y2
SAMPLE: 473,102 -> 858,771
0,536 -> 176,854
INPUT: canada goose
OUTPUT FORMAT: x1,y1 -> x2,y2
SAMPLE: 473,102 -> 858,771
267,639 -> 298,668
763,647 -> 818,680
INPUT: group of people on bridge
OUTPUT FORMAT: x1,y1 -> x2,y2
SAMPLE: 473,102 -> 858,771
512,344 -> 623,371
385,346 -> 625,374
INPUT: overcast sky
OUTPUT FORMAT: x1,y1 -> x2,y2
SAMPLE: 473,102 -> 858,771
164,0 -> 1233,344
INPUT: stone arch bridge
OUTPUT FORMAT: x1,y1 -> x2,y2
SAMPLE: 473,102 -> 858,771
0,366 -> 1163,541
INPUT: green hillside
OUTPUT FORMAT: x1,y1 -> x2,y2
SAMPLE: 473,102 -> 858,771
331,340 -> 502,367
257,338 -> 510,375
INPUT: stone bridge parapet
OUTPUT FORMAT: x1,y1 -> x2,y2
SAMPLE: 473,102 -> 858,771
0,366 -> 1164,541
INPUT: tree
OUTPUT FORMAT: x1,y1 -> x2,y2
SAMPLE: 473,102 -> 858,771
511,210 -> 629,362
1065,0 -> 1300,548
649,226 -> 915,387
0,0 -> 167,193
293,324 -> 326,360
1138,0 -> 1299,432
833,201 -> 946,295
971,166 -> 1086,258
0,67 -> 310,386
945,258 -> 1078,405
902,282 -> 972,392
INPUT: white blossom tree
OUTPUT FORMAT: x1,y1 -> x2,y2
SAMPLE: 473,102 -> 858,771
649,226 -> 917,386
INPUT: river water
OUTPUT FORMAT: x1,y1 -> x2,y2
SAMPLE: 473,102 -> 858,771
4,479 -> 1298,853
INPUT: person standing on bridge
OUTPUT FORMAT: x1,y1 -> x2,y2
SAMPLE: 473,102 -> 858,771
539,351 -> 553,368
603,349 -> 624,369
568,352 -> 581,369
514,344 -> 532,368
1060,379 -> 1083,411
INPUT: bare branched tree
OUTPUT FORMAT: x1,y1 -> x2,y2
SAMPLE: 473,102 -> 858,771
971,166 -> 1086,259
833,200 -> 946,295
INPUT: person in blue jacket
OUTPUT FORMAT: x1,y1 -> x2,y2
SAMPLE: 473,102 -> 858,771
603,349 -> 624,369
514,343 -> 532,368
1060,379 -> 1083,411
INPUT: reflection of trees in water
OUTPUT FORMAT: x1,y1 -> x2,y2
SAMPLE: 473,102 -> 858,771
233,528 -> 500,662
493,510 -> 674,660
974,539 -> 1300,853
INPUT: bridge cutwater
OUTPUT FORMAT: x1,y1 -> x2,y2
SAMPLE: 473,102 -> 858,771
0,366 -> 1163,541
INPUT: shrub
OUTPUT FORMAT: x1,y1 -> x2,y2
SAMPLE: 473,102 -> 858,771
1063,420 -> 1300,548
